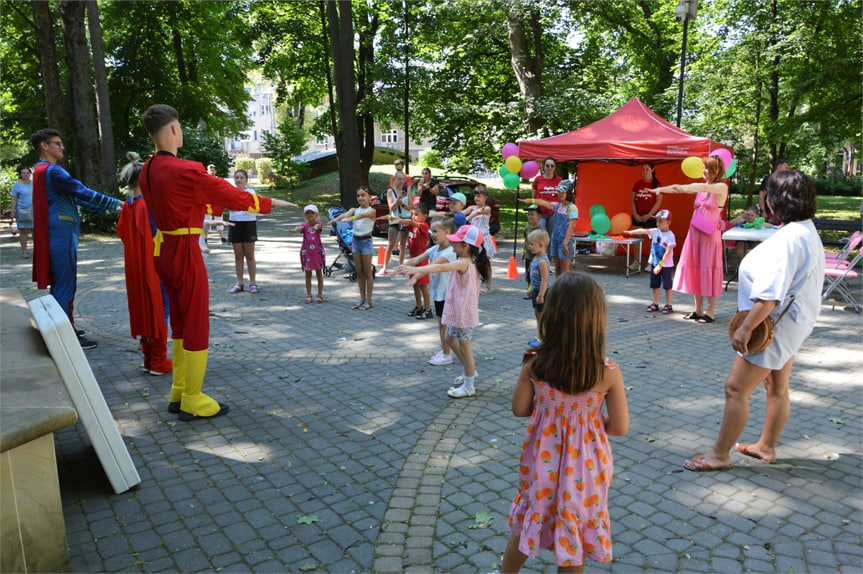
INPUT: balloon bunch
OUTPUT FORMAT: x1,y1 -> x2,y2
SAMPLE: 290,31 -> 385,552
499,143 -> 539,190
588,204 -> 611,238
681,148 -> 738,180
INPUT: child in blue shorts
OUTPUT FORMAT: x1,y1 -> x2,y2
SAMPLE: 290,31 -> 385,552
623,209 -> 676,314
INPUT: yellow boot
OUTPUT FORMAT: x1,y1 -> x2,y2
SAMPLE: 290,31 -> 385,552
168,339 -> 185,414
178,348 -> 229,421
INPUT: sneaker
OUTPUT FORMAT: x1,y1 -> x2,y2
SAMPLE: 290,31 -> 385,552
229,284 -> 244,294
417,308 -> 433,320
429,353 -> 453,366
377,268 -> 388,277
77,335 -> 97,350
407,306 -> 421,317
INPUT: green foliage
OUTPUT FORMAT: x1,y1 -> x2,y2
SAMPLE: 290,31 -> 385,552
814,175 -> 863,198
419,149 -> 445,170
235,157 -> 256,173
255,158 -> 273,181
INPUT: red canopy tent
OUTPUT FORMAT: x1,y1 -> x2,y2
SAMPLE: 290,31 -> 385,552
518,97 -> 731,245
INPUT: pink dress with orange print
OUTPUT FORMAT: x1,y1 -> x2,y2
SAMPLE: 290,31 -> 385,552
507,361 -> 616,567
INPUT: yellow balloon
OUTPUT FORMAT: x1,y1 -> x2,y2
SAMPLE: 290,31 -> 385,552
681,156 -> 703,179
505,155 -> 523,174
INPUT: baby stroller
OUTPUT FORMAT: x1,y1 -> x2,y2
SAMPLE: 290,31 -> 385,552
324,206 -> 376,281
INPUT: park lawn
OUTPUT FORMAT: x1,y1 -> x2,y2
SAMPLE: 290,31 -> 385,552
266,168 -> 861,241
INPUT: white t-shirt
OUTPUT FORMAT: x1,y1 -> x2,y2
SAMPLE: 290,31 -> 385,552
426,244 -> 457,301
737,220 -> 824,326
648,228 -> 676,267
229,188 -> 257,222
352,206 -> 375,237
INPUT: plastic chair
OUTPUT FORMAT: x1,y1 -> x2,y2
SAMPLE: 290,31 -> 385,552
822,250 -> 861,313
825,230 -> 861,265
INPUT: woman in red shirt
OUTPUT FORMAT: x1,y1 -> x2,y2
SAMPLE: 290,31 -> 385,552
630,162 -> 662,228
531,157 -> 562,233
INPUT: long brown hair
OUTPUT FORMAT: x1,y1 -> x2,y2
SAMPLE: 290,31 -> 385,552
527,272 -> 608,395
702,156 -> 725,183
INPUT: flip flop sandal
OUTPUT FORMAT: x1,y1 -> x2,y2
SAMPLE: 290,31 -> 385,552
305,295 -> 314,304
697,315 -> 715,324
646,303 -> 660,312
683,311 -> 702,320
662,305 -> 673,314
683,455 -> 730,472
359,302 -> 373,310
351,301 -> 365,310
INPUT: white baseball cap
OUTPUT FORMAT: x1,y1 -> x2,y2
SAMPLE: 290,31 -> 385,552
447,225 -> 485,247
653,209 -> 672,221
304,204 -> 318,214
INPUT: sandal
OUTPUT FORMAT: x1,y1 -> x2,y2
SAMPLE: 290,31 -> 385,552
697,314 -> 715,324
314,295 -> 324,303
447,385 -> 476,399
683,311 -> 702,320
351,301 -> 365,310
305,295 -> 314,304
646,303 -> 660,312
229,284 -> 244,294
249,284 -> 259,294
359,301 -> 373,310
662,305 -> 673,314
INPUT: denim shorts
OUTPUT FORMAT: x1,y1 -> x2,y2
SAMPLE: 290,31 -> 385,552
447,325 -> 473,341
549,235 -> 574,260
352,235 -> 373,256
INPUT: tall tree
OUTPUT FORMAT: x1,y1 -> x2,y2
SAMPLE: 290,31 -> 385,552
327,0 -> 362,204
58,0 -> 101,188
86,0 -> 117,193
505,1 -> 545,135
31,1 -> 67,139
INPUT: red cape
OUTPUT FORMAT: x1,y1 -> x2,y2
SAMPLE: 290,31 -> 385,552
117,197 -> 167,341
31,162 -> 52,288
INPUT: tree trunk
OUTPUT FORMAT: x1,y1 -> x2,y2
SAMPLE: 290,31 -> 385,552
58,0 -> 101,189
327,0 -> 361,206
86,0 -> 117,194
506,6 -> 544,136
32,1 -> 67,139
402,0 -> 410,174
318,1 -> 338,154
767,0 -> 780,165
356,10 -> 378,187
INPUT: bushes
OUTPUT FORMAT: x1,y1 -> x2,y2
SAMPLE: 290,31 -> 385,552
814,175 -> 863,197
235,157 -> 255,174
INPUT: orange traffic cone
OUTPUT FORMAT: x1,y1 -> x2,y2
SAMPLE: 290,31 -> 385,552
377,246 -> 386,265
491,235 -> 498,251
507,256 -> 519,279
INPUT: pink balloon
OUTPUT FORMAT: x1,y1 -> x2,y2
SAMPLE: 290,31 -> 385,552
502,142 -> 519,160
711,148 -> 733,171
520,160 -> 539,179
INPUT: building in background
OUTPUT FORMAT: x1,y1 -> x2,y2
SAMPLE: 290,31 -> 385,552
225,82 -> 276,160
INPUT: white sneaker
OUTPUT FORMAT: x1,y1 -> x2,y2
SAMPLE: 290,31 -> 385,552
447,385 -> 475,398
429,353 -> 453,366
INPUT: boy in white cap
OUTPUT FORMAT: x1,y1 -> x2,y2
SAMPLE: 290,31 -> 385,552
623,209 -> 676,313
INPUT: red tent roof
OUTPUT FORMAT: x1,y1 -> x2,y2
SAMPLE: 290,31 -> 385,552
518,97 -> 728,161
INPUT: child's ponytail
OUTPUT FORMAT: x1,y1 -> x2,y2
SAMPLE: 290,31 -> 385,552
468,245 -> 491,284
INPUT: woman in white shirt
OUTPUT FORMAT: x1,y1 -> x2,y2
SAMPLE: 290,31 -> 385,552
684,170 -> 825,471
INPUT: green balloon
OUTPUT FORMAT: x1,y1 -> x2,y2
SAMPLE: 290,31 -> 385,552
725,159 -> 738,178
591,213 -> 611,235
589,204 -> 607,217
499,164 -> 510,178
503,172 -> 521,190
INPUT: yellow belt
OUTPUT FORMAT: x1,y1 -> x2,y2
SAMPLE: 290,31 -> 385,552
153,227 -> 203,256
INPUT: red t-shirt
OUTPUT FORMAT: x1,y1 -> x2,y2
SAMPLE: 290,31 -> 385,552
532,175 -> 562,217
632,179 -> 659,217
408,221 -> 430,257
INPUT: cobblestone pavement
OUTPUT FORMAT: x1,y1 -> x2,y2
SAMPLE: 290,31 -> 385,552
1,211 -> 861,573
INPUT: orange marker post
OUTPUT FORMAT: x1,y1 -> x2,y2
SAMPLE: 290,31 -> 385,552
507,256 -> 519,279
377,246 -> 386,265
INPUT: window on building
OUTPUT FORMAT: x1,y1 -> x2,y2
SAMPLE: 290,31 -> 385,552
316,135 -> 328,145
253,130 -> 258,142
382,129 -> 399,144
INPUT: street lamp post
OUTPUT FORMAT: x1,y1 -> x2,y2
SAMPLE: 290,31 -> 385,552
675,0 -> 698,127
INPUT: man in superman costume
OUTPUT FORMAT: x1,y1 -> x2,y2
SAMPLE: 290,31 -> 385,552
30,129 -> 122,350
140,105 -> 292,421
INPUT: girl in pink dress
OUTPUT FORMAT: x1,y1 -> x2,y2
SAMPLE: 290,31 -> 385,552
504,272 -> 629,573
290,205 -> 326,303
652,156 -> 728,323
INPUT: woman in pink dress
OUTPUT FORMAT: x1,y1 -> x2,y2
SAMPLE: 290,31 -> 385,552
652,156 -> 728,323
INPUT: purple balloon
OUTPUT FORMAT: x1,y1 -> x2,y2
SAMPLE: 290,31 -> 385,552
502,142 -> 519,160
520,160 -> 540,180
711,148 -> 733,171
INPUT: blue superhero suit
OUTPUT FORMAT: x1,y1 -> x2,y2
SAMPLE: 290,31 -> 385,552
32,160 -> 121,326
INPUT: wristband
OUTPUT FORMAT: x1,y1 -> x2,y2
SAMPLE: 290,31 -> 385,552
352,216 -> 356,221
529,198 -> 534,204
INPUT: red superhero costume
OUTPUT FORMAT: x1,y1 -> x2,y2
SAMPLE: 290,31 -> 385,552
140,151 -> 272,420
117,195 -> 172,375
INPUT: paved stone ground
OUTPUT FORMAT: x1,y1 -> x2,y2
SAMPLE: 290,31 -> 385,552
1,211 -> 861,573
